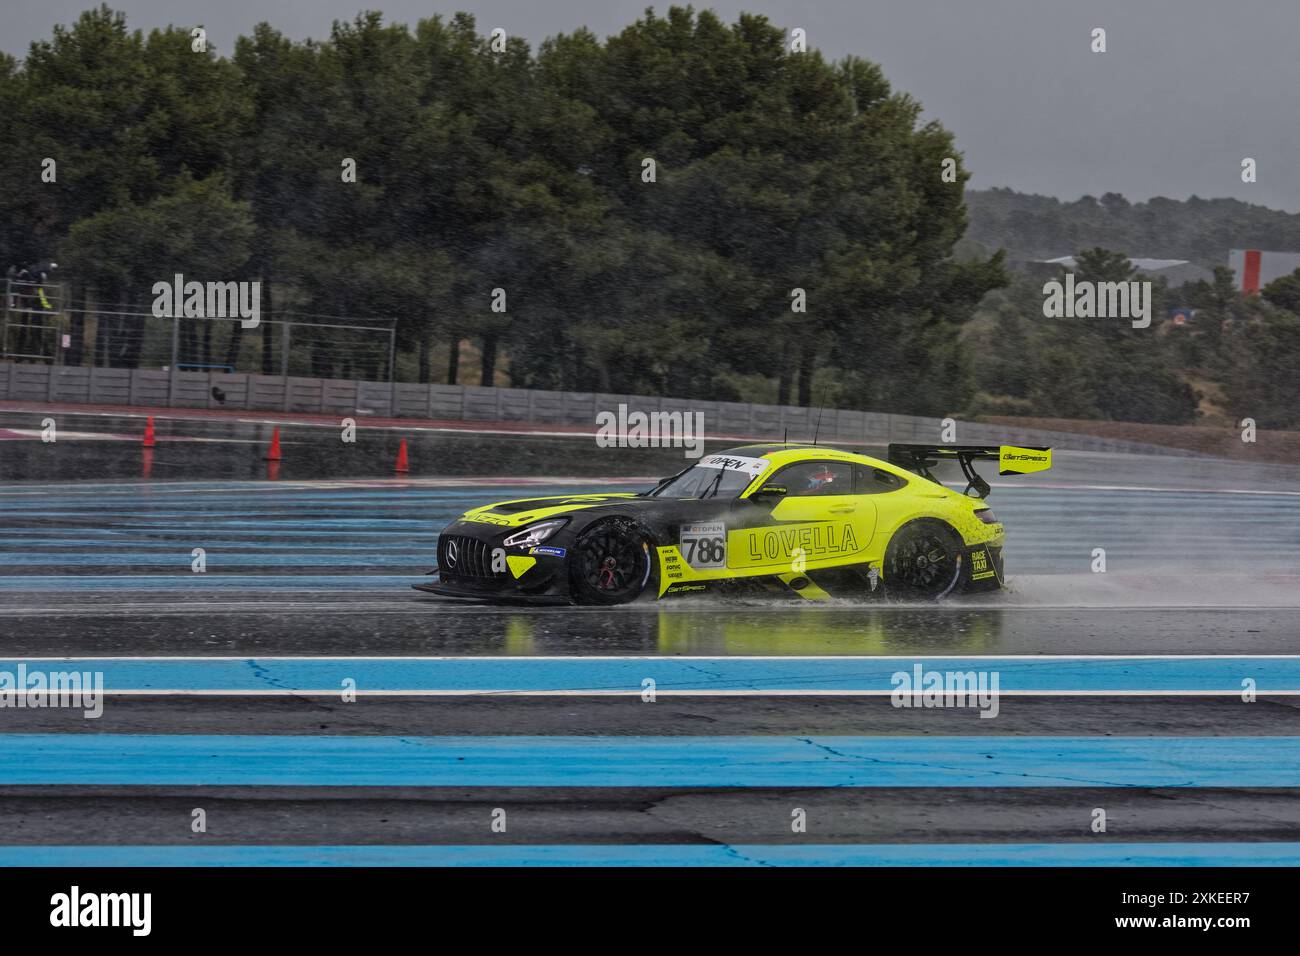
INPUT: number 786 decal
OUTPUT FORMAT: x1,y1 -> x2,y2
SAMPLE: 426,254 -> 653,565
680,522 -> 727,568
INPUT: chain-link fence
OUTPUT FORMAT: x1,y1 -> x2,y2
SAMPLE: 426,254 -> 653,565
0,287 -> 397,383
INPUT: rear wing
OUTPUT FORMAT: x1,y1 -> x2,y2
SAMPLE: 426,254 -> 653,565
887,444 -> 1051,498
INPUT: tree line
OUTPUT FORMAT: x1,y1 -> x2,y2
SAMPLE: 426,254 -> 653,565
964,188 -> 1300,267
2,5 -> 1296,427
965,250 -> 1300,428
0,4 -> 1003,415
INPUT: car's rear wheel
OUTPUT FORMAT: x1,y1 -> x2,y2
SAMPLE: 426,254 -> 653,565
883,520 -> 966,600
570,518 -> 654,605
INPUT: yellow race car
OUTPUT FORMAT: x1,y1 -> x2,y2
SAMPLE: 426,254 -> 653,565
415,442 -> 1051,604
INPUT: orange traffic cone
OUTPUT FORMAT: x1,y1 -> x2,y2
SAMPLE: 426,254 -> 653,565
264,427 -> 282,461
395,438 -> 410,474
142,416 -> 156,448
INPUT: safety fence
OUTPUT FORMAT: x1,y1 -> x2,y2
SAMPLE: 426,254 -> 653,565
0,359 -> 1202,458
2,279 -> 66,362
0,289 -> 397,383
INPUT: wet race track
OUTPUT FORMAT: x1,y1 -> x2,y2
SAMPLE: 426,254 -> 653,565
1,408 -> 1299,866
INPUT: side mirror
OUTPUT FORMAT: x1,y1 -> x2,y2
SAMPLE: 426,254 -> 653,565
750,484 -> 788,504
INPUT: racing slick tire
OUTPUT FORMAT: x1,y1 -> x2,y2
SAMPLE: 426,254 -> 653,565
883,519 -> 967,600
570,517 -> 656,606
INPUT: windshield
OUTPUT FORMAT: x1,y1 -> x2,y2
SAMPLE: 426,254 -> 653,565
649,454 -> 769,499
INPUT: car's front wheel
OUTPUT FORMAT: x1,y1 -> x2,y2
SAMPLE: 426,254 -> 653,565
570,518 -> 655,605
883,520 -> 966,600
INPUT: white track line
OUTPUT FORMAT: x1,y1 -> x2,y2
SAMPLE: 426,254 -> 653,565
3,688 -> 1297,697
5,653 -> 1300,661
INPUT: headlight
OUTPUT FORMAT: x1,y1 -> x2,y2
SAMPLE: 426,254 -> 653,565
503,519 -> 569,549
974,508 -> 998,524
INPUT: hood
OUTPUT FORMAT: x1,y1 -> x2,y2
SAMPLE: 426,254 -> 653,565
460,493 -> 644,528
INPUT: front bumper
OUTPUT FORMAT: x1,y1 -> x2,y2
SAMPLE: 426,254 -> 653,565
411,579 -> 572,604
413,520 -> 574,602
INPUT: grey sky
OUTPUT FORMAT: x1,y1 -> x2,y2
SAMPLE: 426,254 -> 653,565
4,0 -> 1298,212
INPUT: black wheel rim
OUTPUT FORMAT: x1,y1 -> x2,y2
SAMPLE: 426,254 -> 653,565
893,531 -> 957,593
577,528 -> 646,598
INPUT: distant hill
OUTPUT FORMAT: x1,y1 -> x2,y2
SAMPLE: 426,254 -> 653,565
965,188 -> 1300,267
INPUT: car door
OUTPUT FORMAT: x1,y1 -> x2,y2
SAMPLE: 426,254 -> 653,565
726,459 -> 875,571
852,463 -> 915,549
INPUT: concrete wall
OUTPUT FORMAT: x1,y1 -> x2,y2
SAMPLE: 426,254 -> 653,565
0,360 -> 1199,458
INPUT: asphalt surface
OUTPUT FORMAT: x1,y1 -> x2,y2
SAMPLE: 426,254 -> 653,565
5,786 -> 1300,846
1,409 -> 1298,865
2,602 -> 1297,655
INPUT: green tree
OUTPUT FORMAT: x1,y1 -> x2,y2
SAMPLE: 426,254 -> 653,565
62,174 -> 254,367
1261,267 -> 1300,315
